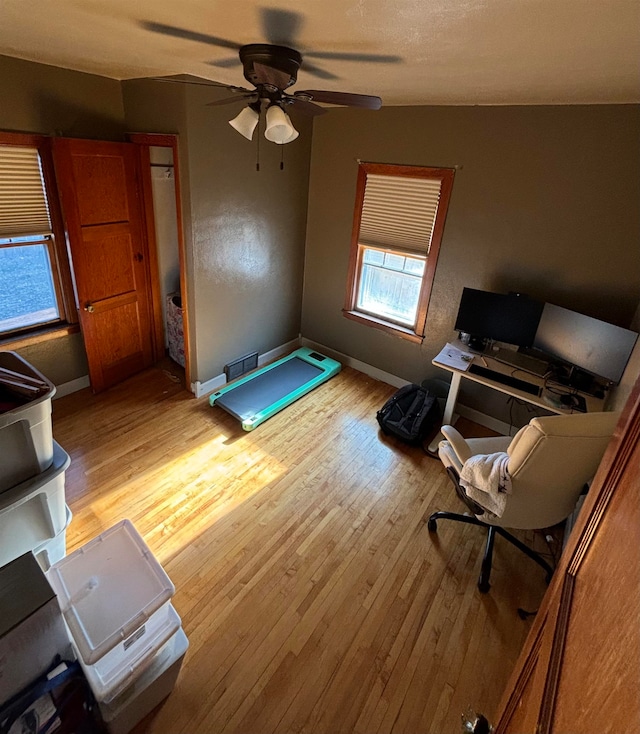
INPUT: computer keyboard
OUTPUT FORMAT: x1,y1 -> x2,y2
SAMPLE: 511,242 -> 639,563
469,364 -> 542,396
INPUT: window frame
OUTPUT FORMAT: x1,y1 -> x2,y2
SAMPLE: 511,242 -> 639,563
0,132 -> 78,345
343,162 -> 455,343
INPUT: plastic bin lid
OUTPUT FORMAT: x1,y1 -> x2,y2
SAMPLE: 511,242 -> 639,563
47,519 -> 175,665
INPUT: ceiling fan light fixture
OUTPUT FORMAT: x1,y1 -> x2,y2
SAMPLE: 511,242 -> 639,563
229,105 -> 260,140
278,112 -> 299,144
264,104 -> 298,144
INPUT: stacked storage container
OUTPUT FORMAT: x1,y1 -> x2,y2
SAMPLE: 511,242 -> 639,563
0,350 -> 72,569
47,519 -> 188,734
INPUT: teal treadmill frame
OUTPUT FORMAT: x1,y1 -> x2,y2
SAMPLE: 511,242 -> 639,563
208,347 -> 341,431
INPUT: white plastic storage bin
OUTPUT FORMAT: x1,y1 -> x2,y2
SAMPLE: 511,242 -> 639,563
99,627 -> 189,734
82,602 -> 181,704
47,519 -> 178,704
33,504 -> 73,570
0,441 -> 70,567
0,350 -> 56,493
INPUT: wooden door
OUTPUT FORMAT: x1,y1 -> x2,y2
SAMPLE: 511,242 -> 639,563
53,139 -> 155,392
493,376 -> 640,733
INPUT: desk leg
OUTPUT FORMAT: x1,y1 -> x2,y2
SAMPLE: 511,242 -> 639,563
427,372 -> 462,454
443,372 -> 461,425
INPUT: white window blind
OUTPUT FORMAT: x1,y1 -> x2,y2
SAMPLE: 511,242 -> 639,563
0,145 -> 52,239
358,173 -> 442,254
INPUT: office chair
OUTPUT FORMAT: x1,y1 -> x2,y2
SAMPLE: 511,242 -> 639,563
427,411 -> 618,592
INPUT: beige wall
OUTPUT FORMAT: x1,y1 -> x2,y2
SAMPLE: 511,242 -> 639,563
123,80 -> 313,384
2,54 -> 638,411
1,57 -> 312,389
0,55 -> 126,385
301,105 -> 640,423
608,301 -> 640,413
0,55 -> 125,140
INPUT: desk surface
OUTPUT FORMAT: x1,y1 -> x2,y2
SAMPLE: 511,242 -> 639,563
433,342 -> 607,416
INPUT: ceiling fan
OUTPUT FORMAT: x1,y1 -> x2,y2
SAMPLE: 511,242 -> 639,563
142,9 -> 400,144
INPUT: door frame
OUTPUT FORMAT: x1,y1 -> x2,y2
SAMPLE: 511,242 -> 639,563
127,133 -> 191,388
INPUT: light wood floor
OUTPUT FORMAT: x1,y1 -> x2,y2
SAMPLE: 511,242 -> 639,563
52,363 -> 551,734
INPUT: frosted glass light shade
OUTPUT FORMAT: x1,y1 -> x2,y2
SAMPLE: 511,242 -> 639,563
229,106 -> 260,140
264,105 -> 298,144
280,114 -> 299,144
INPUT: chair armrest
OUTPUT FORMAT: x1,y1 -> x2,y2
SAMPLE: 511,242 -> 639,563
440,425 -> 473,465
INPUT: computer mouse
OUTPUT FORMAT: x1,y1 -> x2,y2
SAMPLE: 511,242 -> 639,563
560,394 -> 578,407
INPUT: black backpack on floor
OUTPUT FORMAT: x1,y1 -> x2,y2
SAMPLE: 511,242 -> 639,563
376,383 -> 442,447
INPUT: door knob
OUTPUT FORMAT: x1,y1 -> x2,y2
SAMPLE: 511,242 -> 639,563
84,303 -> 95,313
461,710 -> 492,733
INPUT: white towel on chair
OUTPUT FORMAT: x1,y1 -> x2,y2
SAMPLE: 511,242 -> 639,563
460,452 -> 512,518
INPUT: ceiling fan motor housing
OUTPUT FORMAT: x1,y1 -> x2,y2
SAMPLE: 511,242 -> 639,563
239,44 -> 302,89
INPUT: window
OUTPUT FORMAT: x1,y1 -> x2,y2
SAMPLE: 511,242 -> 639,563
0,134 -> 76,341
344,163 -> 454,342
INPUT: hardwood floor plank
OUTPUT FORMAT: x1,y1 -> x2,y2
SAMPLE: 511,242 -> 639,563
50,364 -> 548,734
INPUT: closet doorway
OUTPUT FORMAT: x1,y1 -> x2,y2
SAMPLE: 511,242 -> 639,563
128,133 -> 191,388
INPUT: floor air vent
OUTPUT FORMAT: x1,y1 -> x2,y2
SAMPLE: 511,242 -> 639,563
224,351 -> 259,382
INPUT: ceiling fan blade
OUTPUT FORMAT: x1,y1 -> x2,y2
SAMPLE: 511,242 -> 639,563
207,57 -> 242,69
285,97 -> 328,116
305,51 -> 402,64
300,62 -> 340,81
253,62 -> 292,89
206,94 -> 258,107
295,90 -> 382,110
152,76 -> 251,94
139,20 -> 240,51
260,8 -> 303,46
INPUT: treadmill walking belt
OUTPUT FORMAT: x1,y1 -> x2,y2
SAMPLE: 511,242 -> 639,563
209,347 -> 341,431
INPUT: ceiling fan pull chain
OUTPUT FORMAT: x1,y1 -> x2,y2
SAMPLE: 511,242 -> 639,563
256,114 -> 261,171
280,145 -> 284,171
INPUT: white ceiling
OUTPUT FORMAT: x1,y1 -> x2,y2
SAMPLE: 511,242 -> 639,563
0,0 -> 638,105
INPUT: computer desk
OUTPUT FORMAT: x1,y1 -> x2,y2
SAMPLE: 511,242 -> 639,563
429,341 -> 607,452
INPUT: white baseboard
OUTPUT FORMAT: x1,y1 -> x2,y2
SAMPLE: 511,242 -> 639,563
258,338 -> 300,367
53,375 -> 90,399
300,338 -> 515,435
190,334 -> 513,435
191,373 -> 226,398
455,404 -> 515,436
191,337 -> 302,398
300,338 -> 410,389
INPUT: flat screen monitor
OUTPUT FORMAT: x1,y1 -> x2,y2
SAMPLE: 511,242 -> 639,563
534,303 -> 638,384
454,288 -> 543,347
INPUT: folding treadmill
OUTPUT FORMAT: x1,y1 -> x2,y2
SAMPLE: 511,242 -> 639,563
209,347 -> 341,431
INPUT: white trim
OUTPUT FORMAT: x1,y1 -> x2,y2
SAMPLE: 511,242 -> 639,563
191,337 -> 302,398
53,375 -> 90,399
455,404 -> 515,436
301,337 -> 514,435
258,338 -> 300,367
191,373 -> 226,398
300,338 -> 409,388
192,333 -> 515,434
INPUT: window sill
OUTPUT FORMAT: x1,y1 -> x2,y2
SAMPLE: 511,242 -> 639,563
0,322 -> 80,350
342,310 -> 424,344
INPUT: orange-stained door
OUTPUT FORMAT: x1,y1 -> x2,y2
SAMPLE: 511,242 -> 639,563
493,376 -> 640,734
53,139 -> 155,392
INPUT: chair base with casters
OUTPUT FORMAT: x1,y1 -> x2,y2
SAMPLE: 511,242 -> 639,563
427,509 -> 554,593
429,412 -> 619,594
